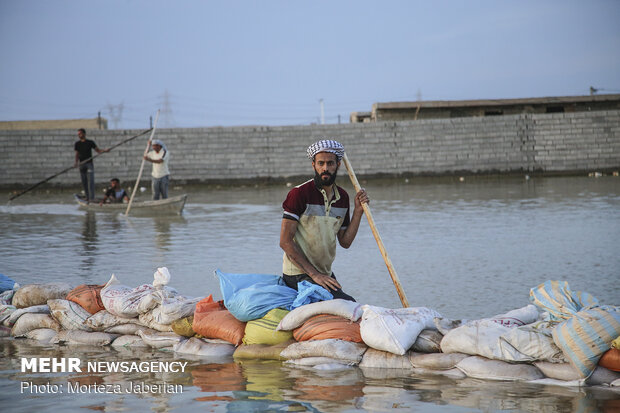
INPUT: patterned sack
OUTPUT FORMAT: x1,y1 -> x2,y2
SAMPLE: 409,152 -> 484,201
529,280 -> 598,321
552,305 -> 620,378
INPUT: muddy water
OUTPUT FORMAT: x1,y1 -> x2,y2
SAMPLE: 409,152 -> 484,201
1,175 -> 619,412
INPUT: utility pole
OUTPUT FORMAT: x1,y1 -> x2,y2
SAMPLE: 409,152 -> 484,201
160,89 -> 175,127
105,102 -> 124,129
319,98 -> 325,125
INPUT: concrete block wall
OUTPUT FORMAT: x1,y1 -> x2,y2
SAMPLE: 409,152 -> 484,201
1,110 -> 619,188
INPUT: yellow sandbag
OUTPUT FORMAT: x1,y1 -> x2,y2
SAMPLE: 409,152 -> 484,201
171,316 -> 195,337
233,341 -> 294,360
612,336 -> 620,350
243,308 -> 293,345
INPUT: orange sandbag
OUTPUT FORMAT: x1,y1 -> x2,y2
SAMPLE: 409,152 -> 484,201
66,284 -> 105,315
293,314 -> 362,342
195,294 -> 225,313
598,348 -> 620,372
193,295 -> 245,346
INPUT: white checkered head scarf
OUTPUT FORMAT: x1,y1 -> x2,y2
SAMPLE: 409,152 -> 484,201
307,139 -> 345,161
151,139 -> 167,151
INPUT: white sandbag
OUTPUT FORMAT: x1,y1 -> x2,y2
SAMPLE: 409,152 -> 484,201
411,329 -> 443,353
12,282 -> 72,308
53,330 -> 118,346
533,361 -> 581,381
84,310 -> 139,331
100,274 -> 155,318
456,355 -> 544,381
440,319 -> 508,359
359,348 -> 412,369
153,267 -> 171,288
138,311 -> 174,332
434,317 -> 468,335
280,339 -> 368,364
137,330 -> 183,348
491,305 -> 540,327
284,357 -> 354,367
105,323 -> 157,335
11,313 -> 60,337
534,361 -> 620,385
172,337 -> 235,357
136,286 -> 179,314
110,334 -> 148,348
5,305 -> 50,327
360,305 -> 441,355
611,378 -> 620,387
133,267 -> 177,313
409,352 -> 470,370
435,305 -> 539,336
150,295 -> 202,325
25,328 -> 57,344
586,367 -> 620,386
441,317 -> 554,362
277,299 -> 363,331
499,322 -> 565,363
47,299 -> 92,331
0,304 -> 17,325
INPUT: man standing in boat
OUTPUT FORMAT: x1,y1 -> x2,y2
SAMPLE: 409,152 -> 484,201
74,128 -> 109,202
143,139 -> 170,200
279,139 -> 369,301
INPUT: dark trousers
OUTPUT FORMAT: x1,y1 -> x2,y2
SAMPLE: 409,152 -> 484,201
79,162 -> 95,200
283,273 -> 356,302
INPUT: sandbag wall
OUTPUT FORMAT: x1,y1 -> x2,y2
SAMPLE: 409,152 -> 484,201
0,272 -> 619,388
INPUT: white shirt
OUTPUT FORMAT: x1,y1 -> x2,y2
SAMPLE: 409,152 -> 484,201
148,148 -> 170,178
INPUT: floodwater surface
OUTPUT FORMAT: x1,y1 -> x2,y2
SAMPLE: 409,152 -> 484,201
0,175 -> 619,412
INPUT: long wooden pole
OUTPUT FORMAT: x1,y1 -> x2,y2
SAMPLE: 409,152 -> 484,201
8,128 -> 152,202
125,110 -> 160,216
342,153 -> 410,307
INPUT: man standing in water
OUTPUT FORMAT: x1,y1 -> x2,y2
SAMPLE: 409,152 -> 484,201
143,139 -> 170,200
74,128 -> 108,202
279,139 -> 369,301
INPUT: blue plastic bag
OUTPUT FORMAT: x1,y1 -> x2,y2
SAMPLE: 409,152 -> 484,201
216,269 -> 298,322
291,280 -> 333,309
0,274 -> 16,293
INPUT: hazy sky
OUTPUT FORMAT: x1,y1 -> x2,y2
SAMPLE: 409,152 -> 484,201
1,0 -> 619,129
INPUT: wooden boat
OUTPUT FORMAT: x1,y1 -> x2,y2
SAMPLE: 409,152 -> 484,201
74,193 -> 188,215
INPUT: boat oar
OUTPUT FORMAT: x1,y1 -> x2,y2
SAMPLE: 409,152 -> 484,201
8,128 -> 152,203
342,153 -> 410,308
125,110 -> 160,216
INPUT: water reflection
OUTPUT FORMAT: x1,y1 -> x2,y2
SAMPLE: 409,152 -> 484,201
80,212 -> 98,271
2,338 -> 620,413
152,215 -> 187,251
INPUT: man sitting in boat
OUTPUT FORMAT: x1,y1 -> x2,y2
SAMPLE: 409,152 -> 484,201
100,178 -> 130,205
279,139 -> 369,302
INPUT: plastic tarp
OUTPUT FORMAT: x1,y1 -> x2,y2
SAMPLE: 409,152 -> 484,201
291,281 -> 333,309
0,274 -> 17,293
216,269 -> 298,322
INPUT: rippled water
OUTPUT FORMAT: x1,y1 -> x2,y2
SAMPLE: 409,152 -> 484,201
1,175 -> 619,412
